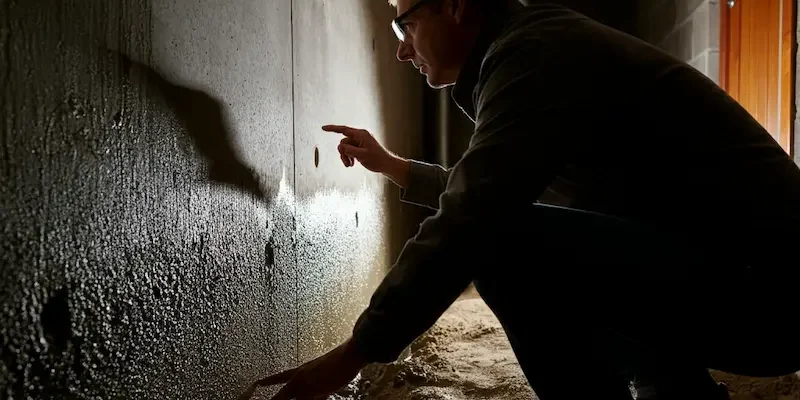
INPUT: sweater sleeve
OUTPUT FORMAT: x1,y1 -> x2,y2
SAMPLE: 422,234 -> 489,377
398,160 -> 450,210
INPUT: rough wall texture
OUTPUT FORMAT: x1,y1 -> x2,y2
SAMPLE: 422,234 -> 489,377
0,0 -> 424,398
636,0 -> 721,84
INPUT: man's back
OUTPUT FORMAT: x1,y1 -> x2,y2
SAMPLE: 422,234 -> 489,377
497,4 -> 800,250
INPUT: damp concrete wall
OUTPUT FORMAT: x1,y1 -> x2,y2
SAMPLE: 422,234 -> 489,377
0,0 -> 426,398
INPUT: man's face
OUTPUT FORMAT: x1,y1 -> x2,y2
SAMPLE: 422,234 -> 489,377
394,0 -> 466,88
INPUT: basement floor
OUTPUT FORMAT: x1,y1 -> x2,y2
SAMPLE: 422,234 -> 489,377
334,288 -> 800,400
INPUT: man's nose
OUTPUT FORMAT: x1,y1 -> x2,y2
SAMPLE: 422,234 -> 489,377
396,41 -> 413,62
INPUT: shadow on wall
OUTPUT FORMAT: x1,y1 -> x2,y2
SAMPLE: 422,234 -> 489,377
118,53 -> 272,202
1,0 -> 297,398
3,0 -> 431,398
363,2 -> 431,267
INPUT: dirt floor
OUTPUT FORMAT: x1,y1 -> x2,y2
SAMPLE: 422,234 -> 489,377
333,288 -> 800,400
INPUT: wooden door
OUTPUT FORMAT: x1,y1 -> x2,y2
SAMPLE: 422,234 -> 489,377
721,0 -> 795,155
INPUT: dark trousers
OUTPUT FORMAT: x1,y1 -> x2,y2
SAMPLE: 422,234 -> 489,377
472,204 -> 800,400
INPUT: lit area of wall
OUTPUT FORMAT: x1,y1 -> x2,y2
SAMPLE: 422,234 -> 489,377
0,0 -> 424,398
290,0 -> 426,362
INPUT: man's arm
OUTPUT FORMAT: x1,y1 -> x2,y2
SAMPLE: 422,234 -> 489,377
350,33 -> 593,363
384,156 -> 450,211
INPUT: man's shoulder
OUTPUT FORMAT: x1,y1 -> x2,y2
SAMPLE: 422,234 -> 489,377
489,3 -> 626,53
480,3 -> 678,95
477,5 -> 600,85
481,4 -> 601,73
497,4 -> 590,38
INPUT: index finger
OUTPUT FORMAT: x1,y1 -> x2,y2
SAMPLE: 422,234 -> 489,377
256,367 -> 299,387
322,125 -> 363,138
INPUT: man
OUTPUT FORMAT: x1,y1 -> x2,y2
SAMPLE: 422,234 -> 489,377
242,0 -> 800,399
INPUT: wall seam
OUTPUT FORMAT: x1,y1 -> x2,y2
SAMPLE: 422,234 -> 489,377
289,0 -> 299,365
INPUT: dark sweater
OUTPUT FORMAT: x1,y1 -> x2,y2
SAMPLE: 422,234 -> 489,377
351,2 -> 800,363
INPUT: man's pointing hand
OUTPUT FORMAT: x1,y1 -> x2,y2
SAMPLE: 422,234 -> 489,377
323,125 -> 394,173
323,124 -> 410,188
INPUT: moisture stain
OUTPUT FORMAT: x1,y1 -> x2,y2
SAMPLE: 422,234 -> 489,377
265,242 -> 275,266
41,288 -> 72,353
111,110 -> 123,129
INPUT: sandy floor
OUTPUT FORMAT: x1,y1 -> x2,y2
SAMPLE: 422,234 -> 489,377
334,289 -> 800,400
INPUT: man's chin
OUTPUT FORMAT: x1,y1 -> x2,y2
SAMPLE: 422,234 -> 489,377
425,74 -> 454,90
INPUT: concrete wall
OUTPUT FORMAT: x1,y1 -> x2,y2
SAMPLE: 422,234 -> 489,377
636,0 -> 721,84
0,0 -> 425,398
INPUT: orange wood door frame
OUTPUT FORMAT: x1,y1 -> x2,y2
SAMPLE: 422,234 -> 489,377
781,0 -> 795,156
721,0 -> 796,156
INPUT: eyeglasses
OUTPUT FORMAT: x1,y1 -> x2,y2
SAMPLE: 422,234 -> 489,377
391,0 -> 436,42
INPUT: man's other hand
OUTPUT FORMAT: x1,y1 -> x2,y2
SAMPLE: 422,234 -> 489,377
238,338 -> 367,400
